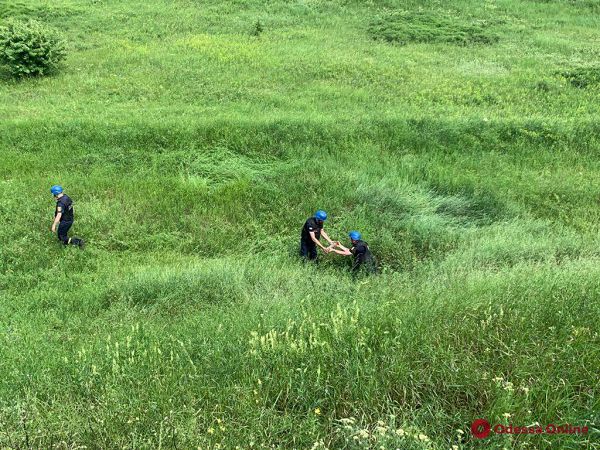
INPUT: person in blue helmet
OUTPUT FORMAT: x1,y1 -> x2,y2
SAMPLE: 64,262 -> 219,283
300,210 -> 337,261
50,185 -> 84,248
330,231 -> 377,274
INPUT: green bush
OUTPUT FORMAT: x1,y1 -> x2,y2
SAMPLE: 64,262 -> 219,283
0,18 -> 66,78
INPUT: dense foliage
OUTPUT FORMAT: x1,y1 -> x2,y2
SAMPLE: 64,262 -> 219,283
0,18 -> 65,77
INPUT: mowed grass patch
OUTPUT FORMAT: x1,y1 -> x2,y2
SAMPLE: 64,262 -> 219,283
2,0 -> 600,122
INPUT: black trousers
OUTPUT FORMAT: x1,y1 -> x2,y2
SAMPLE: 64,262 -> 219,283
57,221 -> 81,246
299,239 -> 317,260
352,256 -> 378,276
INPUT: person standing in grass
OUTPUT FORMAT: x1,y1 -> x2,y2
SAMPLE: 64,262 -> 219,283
300,210 -> 336,261
330,231 -> 377,275
50,185 -> 85,248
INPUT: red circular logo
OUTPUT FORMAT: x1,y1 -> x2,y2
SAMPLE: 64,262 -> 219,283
471,418 -> 491,439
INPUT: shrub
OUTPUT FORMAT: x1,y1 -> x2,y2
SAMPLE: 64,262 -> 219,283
0,18 -> 66,78
368,11 -> 498,46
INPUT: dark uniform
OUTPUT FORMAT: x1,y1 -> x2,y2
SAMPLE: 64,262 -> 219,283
55,194 -> 82,246
350,240 -> 377,274
300,217 -> 323,260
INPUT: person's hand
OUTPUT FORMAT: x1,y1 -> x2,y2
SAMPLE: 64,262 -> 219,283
323,246 -> 331,254
335,241 -> 341,247
51,225 -> 56,233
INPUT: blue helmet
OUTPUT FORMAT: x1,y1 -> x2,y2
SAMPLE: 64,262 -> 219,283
50,185 -> 63,196
349,231 -> 361,241
314,210 -> 327,221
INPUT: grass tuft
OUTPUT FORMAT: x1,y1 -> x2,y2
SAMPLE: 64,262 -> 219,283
560,66 -> 600,89
368,10 -> 499,46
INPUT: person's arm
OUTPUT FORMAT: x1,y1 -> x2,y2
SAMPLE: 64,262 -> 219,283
320,229 -> 335,246
310,231 -> 330,253
51,209 -> 62,233
330,247 -> 352,256
330,241 -> 352,256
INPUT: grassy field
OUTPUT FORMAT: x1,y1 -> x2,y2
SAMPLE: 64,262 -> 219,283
1,0 -> 599,448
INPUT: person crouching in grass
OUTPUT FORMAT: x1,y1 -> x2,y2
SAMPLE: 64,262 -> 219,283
329,231 -> 377,275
